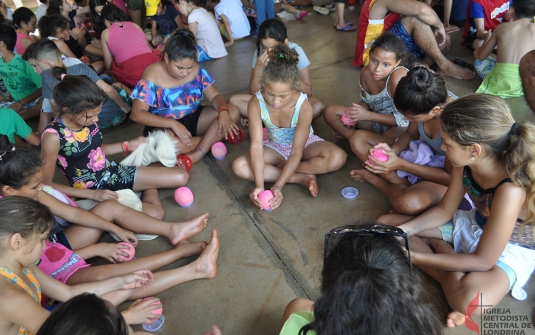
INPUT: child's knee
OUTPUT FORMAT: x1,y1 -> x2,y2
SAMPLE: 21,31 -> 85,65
349,129 -> 368,153
228,103 -> 241,122
326,148 -> 347,170
312,101 -> 324,119
232,156 -> 249,177
393,194 -> 430,216
173,168 -> 189,185
143,204 -> 165,220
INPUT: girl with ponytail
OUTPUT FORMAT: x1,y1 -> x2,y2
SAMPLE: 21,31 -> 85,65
379,94 -> 535,328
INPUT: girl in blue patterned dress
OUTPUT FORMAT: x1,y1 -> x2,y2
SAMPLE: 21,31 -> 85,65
130,29 -> 240,171
232,44 -> 347,211
41,74 -> 188,215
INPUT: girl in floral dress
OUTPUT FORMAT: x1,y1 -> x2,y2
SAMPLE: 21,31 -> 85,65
41,74 -> 189,213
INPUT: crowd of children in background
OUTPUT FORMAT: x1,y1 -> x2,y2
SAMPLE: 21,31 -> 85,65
0,0 -> 534,332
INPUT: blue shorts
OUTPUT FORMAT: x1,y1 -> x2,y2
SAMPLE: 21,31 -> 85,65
438,220 -> 517,290
474,56 -> 497,79
388,19 -> 425,60
197,45 -> 213,62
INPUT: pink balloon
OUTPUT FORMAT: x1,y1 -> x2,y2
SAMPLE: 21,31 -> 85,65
371,149 -> 389,162
113,242 -> 135,263
258,190 -> 274,211
341,111 -> 357,127
211,142 -> 227,160
142,297 -> 163,321
174,187 -> 194,207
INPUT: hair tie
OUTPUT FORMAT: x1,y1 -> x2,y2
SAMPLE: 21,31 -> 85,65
279,53 -> 284,58
509,122 -> 520,137
60,74 -> 67,81
0,147 -> 15,161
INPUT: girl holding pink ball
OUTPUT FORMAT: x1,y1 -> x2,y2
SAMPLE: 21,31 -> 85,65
232,44 -> 347,211
351,67 -> 457,215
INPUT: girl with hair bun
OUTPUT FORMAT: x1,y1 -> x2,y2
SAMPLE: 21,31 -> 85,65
351,67 -> 457,215
232,44 -> 347,211
379,94 -> 535,328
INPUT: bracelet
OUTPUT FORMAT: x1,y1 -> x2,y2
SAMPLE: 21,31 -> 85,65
122,141 -> 129,157
218,106 -> 229,113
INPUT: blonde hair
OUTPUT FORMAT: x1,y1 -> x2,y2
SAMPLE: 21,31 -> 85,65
441,94 -> 535,228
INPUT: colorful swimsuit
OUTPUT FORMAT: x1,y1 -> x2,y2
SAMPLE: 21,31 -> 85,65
256,91 -> 323,161
0,267 -> 41,335
43,119 -> 137,191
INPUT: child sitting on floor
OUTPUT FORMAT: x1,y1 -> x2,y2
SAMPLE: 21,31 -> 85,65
145,0 -> 184,47
0,23 -> 42,120
213,0 -> 251,46
473,0 -> 535,98
462,0 -> 512,50
12,7 -> 38,55
0,108 -> 40,146
232,44 -> 346,210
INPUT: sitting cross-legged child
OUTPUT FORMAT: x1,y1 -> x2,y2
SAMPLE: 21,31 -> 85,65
473,0 -> 535,98
0,23 -> 42,120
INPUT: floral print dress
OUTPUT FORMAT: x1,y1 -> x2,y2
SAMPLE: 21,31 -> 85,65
43,119 -> 137,191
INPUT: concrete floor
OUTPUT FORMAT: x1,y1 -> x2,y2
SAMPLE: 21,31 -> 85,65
45,8 -> 535,335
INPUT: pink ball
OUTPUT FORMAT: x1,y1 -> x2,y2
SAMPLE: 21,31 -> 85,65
211,142 -> 227,160
371,149 -> 389,162
142,297 -> 163,321
341,111 -> 357,127
258,190 -> 274,211
114,242 -> 135,263
262,128 -> 269,141
174,187 -> 194,207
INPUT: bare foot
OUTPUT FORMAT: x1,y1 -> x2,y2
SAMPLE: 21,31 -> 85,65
169,213 -> 209,245
446,311 -> 466,328
294,173 -> 319,197
350,168 -> 379,184
174,240 -> 207,259
438,62 -> 475,80
332,132 -> 343,141
193,229 -> 219,279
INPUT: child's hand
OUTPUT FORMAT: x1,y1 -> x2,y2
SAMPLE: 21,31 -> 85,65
151,36 -> 158,47
269,186 -> 283,210
170,122 -> 193,147
249,187 -> 264,209
115,228 -> 139,247
224,40 -> 234,47
364,147 -> 402,174
91,189 -> 119,201
256,52 -> 269,69
121,270 -> 154,290
217,111 -> 239,140
122,297 -> 162,325
346,103 -> 369,122
434,26 -> 446,46
127,136 -> 148,151
100,242 -> 132,263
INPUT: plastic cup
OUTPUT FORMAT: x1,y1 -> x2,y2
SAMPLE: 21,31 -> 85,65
142,314 -> 165,333
342,187 -> 359,200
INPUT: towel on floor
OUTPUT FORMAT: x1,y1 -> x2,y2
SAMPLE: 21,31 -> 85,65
120,130 -> 178,167
397,140 -> 445,184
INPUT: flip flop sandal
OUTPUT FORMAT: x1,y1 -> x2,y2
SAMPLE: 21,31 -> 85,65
453,59 -> 476,71
445,25 -> 460,33
227,128 -> 246,145
176,154 -> 193,172
335,24 -> 356,32
333,21 -> 353,28
240,117 -> 249,128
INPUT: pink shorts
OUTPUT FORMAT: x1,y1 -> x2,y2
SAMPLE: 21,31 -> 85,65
263,134 -> 324,161
39,241 -> 90,283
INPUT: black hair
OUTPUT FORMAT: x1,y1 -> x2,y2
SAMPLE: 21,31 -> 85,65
513,0 -> 535,18
101,3 -> 127,22
369,33 -> 408,66
12,7 -> 35,29
38,14 -> 69,38
89,0 -> 108,27
163,29 -> 197,61
299,222 -> 442,335
0,135 -> 43,190
36,293 -> 129,335
393,67 -> 449,115
0,197 -> 55,242
256,18 -> 287,57
22,38 -> 62,61
261,44 -> 299,90
52,74 -> 108,117
0,23 -> 16,52
46,0 -> 63,15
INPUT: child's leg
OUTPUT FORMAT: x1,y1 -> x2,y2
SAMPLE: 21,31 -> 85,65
101,230 -> 220,305
280,2 -> 299,15
66,240 -> 207,284
63,225 -> 104,250
132,166 -> 189,192
228,94 -> 253,120
71,27 -> 86,48
85,41 -> 104,58
308,95 -> 324,119
323,104 -> 356,140
140,189 -> 165,220
89,200 -> 209,245
19,100 -> 42,120
181,105 -> 241,164
349,129 -> 396,163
